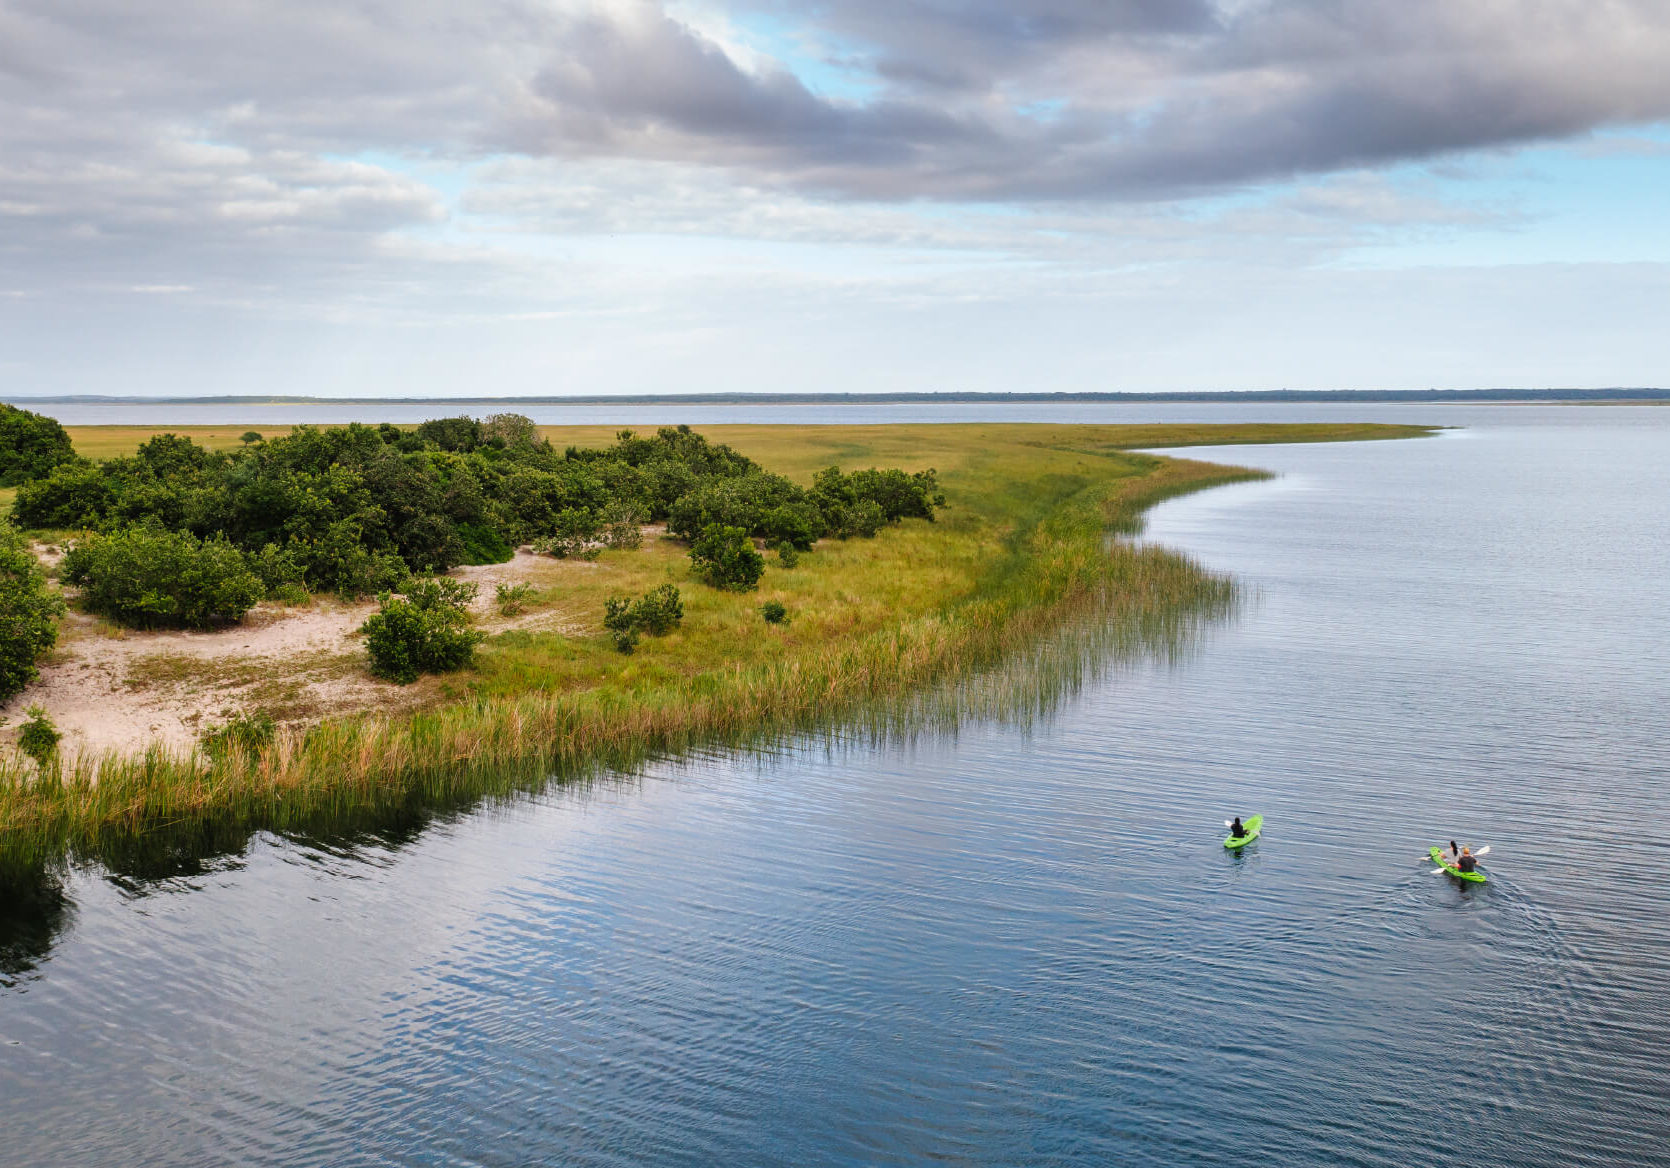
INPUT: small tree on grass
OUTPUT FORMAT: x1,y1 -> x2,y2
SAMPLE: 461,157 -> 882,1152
602,584 -> 683,653
361,578 -> 485,684
689,524 -> 763,591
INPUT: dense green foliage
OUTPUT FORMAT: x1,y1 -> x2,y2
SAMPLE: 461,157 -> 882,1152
0,405 -> 78,487
62,525 -> 263,628
689,524 -> 765,591
17,706 -> 60,766
0,524 -> 64,700
602,584 -> 683,652
361,579 -> 484,684
12,419 -> 942,600
760,600 -> 788,624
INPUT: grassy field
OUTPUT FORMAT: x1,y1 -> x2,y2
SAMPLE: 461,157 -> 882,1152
0,421 -> 1433,869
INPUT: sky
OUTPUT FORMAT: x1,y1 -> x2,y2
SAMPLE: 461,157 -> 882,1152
3,0 -> 1669,398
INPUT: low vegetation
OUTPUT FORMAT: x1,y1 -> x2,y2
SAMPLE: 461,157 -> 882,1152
361,579 -> 485,684
0,521 -> 63,700
0,420 -> 1435,865
689,524 -> 765,591
602,584 -> 683,653
13,420 -> 940,601
61,525 -> 265,628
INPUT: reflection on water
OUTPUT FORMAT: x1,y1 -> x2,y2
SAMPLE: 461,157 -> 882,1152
0,564 -> 1236,986
3,409 -> 1668,1167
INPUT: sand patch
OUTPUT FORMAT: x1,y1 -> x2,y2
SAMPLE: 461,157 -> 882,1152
0,546 -> 591,759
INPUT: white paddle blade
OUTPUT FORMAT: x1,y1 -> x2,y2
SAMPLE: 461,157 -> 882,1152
1474,846 -> 1490,857
1431,867 -> 1450,875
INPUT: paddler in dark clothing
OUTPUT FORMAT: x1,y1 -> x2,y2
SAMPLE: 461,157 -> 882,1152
1229,817 -> 1247,839
1456,847 -> 1477,873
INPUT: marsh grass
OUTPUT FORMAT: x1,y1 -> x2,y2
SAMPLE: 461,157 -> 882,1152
0,422 -> 1432,873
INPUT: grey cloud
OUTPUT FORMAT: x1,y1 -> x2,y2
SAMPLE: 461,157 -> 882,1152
501,0 -> 1670,199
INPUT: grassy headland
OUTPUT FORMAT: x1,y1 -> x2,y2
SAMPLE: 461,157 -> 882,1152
0,421 -> 1431,868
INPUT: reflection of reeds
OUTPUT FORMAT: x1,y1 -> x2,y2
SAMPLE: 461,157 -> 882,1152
0,453 -> 1264,875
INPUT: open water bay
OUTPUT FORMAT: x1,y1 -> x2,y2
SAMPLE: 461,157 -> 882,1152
2,409 -> 1667,1166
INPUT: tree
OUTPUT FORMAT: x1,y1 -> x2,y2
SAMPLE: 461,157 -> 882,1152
0,404 -> 78,487
0,521 -> 64,700
361,578 -> 485,683
689,524 -> 764,591
240,431 -> 263,445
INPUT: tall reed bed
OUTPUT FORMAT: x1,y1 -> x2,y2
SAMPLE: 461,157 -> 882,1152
0,445 -> 1267,871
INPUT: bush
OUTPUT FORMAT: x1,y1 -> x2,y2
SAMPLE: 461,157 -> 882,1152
457,522 -> 514,565
601,596 -> 640,653
0,404 -> 78,487
689,524 -> 764,591
200,710 -> 276,760
62,526 -> 263,628
11,463 -> 114,529
495,581 -> 535,616
0,521 -> 64,700
760,599 -> 788,624
17,705 -> 59,766
533,508 -> 601,560
775,541 -> 799,568
633,583 -> 684,635
601,583 -> 683,652
360,579 -> 484,684
239,431 -> 263,445
600,500 -> 645,550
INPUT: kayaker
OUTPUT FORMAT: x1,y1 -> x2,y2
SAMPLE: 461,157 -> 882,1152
1230,817 -> 1247,839
1457,847 -> 1477,874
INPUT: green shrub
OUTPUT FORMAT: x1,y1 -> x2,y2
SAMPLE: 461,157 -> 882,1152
251,541 -> 306,591
457,522 -> 514,565
62,525 -> 263,628
17,705 -> 59,766
0,521 -> 64,700
269,583 -> 310,606
11,463 -> 114,528
689,524 -> 764,591
601,583 -> 683,652
600,501 -> 645,550
533,508 -> 601,560
200,710 -> 276,760
495,581 -> 535,616
360,579 -> 484,684
760,599 -> 788,624
775,541 -> 799,568
601,597 -> 640,653
239,431 -> 263,445
0,404 -> 79,487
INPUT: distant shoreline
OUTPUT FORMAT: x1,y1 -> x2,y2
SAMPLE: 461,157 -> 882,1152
3,388 -> 1668,407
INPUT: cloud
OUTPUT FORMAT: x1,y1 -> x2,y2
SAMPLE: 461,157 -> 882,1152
488,0 -> 1670,199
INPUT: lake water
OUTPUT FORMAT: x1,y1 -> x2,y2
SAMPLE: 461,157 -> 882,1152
3,408 -> 1668,1166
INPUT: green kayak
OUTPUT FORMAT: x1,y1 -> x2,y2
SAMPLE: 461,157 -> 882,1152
1224,814 -> 1263,849
1430,846 -> 1486,883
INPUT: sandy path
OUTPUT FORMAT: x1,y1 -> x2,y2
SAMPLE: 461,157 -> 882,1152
0,547 -> 591,759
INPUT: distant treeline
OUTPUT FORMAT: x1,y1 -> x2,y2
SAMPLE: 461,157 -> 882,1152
6,388 -> 1668,406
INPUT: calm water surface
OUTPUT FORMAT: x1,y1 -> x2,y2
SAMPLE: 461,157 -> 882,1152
2,409 -> 1667,1166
